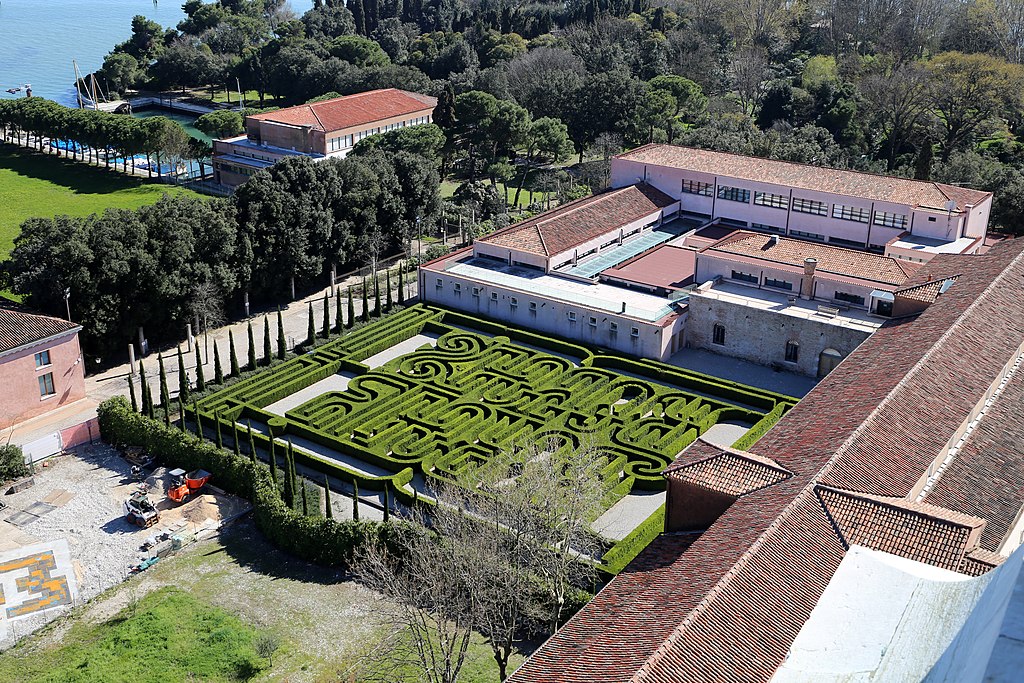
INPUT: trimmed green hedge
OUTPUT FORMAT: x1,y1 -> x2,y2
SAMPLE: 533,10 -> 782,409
600,504 -> 666,574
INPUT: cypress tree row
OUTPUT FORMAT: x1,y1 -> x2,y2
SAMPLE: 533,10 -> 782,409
177,347 -> 190,404
322,291 -> 330,338
335,289 -> 343,332
373,275 -> 381,318
385,269 -> 393,311
361,279 -> 370,323
306,302 -> 316,346
128,374 -> 138,413
398,266 -> 406,305
347,286 -> 355,328
277,308 -> 287,360
158,355 -> 170,424
352,481 -> 360,521
195,346 -> 206,391
269,438 -> 278,487
213,342 -> 224,384
246,320 -> 257,370
228,329 -> 240,377
263,315 -> 272,366
247,423 -> 257,464
301,480 -> 309,515
324,475 -> 333,519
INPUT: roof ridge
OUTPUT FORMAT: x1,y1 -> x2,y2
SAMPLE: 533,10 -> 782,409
308,104 -> 325,130
816,485 -> 988,530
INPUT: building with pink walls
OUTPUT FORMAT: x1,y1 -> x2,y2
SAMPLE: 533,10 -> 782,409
0,306 -> 85,429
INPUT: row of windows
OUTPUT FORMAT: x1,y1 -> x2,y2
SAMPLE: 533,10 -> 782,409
681,180 -> 713,196
834,291 -> 865,305
792,197 -> 828,216
717,185 -> 750,203
832,204 -> 871,223
873,211 -> 908,228
712,323 -> 799,362
751,222 -> 785,234
731,270 -> 758,284
754,191 -> 788,209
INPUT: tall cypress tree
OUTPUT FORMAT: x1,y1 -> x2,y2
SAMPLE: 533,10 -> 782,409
269,438 -> 279,487
232,422 -> 241,457
373,275 -> 381,318
215,412 -> 223,449
434,82 -> 456,130
346,286 -> 355,328
246,320 -> 257,370
144,378 -> 155,419
383,483 -> 390,523
350,0 -> 366,35
385,269 -> 393,311
228,329 -> 240,377
263,315 -> 272,366
352,481 -> 360,521
361,279 -> 370,323
158,355 -> 170,424
283,441 -> 296,507
301,480 -> 309,515
324,475 -> 333,519
277,308 -> 286,360
193,401 -> 203,438
195,346 -> 206,392
247,423 -> 257,464
397,267 -> 406,305
307,302 -> 316,346
322,292 -> 330,338
335,289 -> 343,332
128,374 -> 138,413
177,347 -> 190,404
213,342 -> 224,384
178,396 -> 187,432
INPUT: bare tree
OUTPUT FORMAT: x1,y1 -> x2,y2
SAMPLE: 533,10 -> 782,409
190,281 -> 225,356
731,47 -> 771,115
859,61 -> 932,168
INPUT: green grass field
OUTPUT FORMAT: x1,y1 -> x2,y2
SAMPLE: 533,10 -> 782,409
0,145 -> 201,260
0,586 -> 264,682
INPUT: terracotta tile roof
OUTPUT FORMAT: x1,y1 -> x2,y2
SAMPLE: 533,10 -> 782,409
479,184 -> 676,257
616,144 -> 992,211
248,89 -> 436,133
665,439 -> 791,497
894,275 -> 960,303
0,304 -> 80,355
702,230 -> 918,286
924,364 -> 1024,552
962,548 -> 1006,576
511,238 -> 1024,683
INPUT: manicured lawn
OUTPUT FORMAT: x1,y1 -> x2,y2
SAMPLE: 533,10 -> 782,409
0,586 -> 264,682
0,145 -> 201,260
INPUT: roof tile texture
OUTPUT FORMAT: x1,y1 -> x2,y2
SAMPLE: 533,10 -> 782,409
248,88 -> 436,133
0,305 -> 79,354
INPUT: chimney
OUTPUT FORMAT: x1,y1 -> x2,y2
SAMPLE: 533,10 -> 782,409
801,258 -> 817,300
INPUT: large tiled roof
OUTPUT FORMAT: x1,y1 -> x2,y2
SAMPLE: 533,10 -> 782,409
478,184 -> 676,257
616,144 -> 992,211
702,230 -> 918,286
248,89 -> 436,133
0,304 -> 79,354
511,238 -> 1024,683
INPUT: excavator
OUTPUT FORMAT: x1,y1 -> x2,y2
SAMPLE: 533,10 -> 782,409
167,468 -> 212,504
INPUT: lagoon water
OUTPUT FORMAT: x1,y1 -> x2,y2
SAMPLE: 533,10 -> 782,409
0,0 -> 313,106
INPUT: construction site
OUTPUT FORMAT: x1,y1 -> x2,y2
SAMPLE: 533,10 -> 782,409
0,443 -> 250,646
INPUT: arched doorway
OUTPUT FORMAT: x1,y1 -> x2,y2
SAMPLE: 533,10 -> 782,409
818,348 -> 843,378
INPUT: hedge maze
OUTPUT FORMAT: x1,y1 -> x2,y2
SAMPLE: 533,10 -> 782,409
197,304 -> 795,557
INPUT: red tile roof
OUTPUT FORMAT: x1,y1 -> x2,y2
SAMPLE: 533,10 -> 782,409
248,89 -> 436,133
894,275 -> 960,303
479,184 -> 676,257
0,304 -> 80,355
511,238 -> 1024,683
616,144 -> 992,212
702,230 -> 919,286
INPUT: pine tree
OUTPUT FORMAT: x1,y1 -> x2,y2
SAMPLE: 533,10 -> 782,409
307,302 -> 316,346
263,315 -> 272,366
246,320 -> 257,370
346,286 -> 355,328
397,267 -> 406,305
229,329 -> 240,377
195,346 -> 206,392
283,441 -> 296,507
247,423 -> 257,464
373,275 -> 381,318
158,355 -> 170,424
128,374 -> 138,413
216,412 -> 223,449
269,438 -> 279,487
177,347 -> 190,404
352,481 -> 360,521
301,480 -> 309,515
385,269 -> 393,311
322,292 -> 330,338
193,401 -> 203,438
277,308 -> 287,360
324,475 -> 333,519
213,342 -> 224,384
335,289 -> 343,332
383,483 -> 390,523
361,279 -> 370,323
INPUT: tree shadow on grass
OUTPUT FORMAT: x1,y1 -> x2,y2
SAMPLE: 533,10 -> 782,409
0,144 -> 153,196
216,519 -> 349,586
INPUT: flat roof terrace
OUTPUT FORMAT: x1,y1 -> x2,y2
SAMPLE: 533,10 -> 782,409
555,214 -> 703,279
692,281 -> 884,334
601,244 -> 695,290
440,256 -> 685,322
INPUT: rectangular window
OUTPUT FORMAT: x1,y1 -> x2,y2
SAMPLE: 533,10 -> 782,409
630,326 -> 640,338
38,372 -> 54,398
790,230 -> 826,241
681,180 -> 713,196
785,341 -> 799,363
453,283 -> 462,295
609,322 -> 618,333
567,311 -> 577,322
751,222 -> 784,234
712,324 -> 726,346
731,270 -> 758,284
435,278 -> 443,288
528,301 -> 537,311
754,191 -> 788,209
791,197 -> 828,216
34,350 -> 51,368
828,236 -> 865,248
510,297 -> 518,307
472,287 -> 481,297
834,291 -> 865,305
589,316 -> 597,327
873,211 -> 908,229
490,291 -> 498,301
717,185 -> 750,203
831,204 -> 871,223
764,277 -> 793,291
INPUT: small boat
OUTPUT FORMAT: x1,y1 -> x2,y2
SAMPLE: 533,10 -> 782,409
5,87 -> 21,94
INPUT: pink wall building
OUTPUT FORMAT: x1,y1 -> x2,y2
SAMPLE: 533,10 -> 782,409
0,307 -> 85,429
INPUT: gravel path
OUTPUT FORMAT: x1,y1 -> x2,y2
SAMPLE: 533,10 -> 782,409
362,332 -> 440,368
264,371 -> 358,416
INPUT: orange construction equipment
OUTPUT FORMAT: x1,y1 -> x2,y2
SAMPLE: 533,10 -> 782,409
124,491 -> 159,528
167,468 -> 211,504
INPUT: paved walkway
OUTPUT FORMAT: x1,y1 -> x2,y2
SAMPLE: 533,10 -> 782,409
701,421 -> 755,449
667,348 -> 818,398
362,333 -> 439,368
591,491 -> 666,541
264,372 -> 357,416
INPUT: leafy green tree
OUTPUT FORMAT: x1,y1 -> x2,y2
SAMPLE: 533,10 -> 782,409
196,110 -> 244,139
216,412 -> 224,449
385,269 -> 393,311
327,35 -> 390,66
269,438 -> 278,487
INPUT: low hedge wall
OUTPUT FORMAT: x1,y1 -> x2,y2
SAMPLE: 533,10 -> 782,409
98,396 -> 414,568
600,504 -> 666,574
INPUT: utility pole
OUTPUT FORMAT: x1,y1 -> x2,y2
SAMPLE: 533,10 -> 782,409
63,287 -> 71,322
